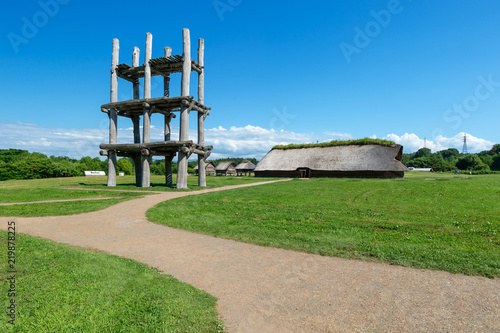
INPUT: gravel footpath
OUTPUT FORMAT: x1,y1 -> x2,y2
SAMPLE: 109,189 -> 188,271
1,180 -> 499,332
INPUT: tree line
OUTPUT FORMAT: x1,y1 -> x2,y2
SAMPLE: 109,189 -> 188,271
402,144 -> 500,173
2,145 -> 498,181
0,149 -> 259,181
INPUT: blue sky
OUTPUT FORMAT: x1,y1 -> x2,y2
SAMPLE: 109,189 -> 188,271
1,0 -> 499,159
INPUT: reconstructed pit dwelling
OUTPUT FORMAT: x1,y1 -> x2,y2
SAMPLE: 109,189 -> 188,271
255,144 -> 407,178
100,29 -> 212,189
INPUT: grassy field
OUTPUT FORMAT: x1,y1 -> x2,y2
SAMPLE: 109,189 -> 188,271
0,231 -> 223,332
147,173 -> 500,278
0,175 -> 272,217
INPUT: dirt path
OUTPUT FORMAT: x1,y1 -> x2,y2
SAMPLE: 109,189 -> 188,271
1,180 -> 499,332
0,197 -> 117,206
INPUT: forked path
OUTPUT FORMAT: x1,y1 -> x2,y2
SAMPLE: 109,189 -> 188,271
2,180 -> 499,332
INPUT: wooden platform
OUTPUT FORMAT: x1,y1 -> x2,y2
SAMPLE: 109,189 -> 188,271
116,55 -> 203,82
101,96 -> 210,118
99,141 -> 213,158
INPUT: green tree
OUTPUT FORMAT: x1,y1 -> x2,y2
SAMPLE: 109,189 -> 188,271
78,157 -> 106,174
151,159 -> 166,175
414,148 -> 431,159
0,161 -> 21,181
437,148 -> 460,162
456,154 -> 489,172
490,144 -> 500,155
116,158 -> 133,175
16,157 -> 55,179
479,154 -> 494,167
0,149 -> 30,163
491,154 -> 500,171
52,159 -> 79,177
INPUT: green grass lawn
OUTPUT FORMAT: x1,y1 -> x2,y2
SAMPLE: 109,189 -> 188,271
0,231 -> 224,332
147,173 -> 500,277
0,175 -> 273,217
79,174 -> 278,192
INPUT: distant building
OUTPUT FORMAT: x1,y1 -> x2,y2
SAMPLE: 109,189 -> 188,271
255,144 -> 407,178
215,161 -> 237,176
406,167 -> 434,172
194,162 -> 216,175
84,171 -> 106,176
235,161 -> 256,176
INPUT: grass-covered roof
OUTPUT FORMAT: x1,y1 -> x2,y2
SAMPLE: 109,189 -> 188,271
272,138 -> 395,150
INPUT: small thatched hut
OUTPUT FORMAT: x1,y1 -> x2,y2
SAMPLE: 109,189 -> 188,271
235,161 -> 256,176
215,161 -> 237,176
255,144 -> 407,178
194,161 -> 216,175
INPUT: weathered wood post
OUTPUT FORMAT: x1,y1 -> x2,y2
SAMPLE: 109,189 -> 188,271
141,32 -> 153,187
107,38 -> 119,187
164,46 -> 174,187
197,38 -> 206,187
132,46 -> 142,186
176,28 -> 191,189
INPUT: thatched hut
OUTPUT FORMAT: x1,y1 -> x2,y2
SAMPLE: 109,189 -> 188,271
215,161 -> 237,176
255,144 -> 407,178
235,161 -> 256,176
194,161 -> 216,175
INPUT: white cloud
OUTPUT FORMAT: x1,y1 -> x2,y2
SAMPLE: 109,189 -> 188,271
384,132 -> 495,153
324,131 -> 354,140
0,122 -> 495,160
205,125 -> 315,159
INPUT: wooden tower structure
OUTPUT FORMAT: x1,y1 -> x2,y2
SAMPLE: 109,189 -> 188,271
99,29 -> 212,189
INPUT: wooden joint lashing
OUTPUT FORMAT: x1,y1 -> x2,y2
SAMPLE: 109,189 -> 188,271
203,151 -> 211,161
141,148 -> 150,156
181,99 -> 196,113
180,146 -> 195,158
143,102 -> 151,108
192,148 -> 205,156
188,101 -> 195,113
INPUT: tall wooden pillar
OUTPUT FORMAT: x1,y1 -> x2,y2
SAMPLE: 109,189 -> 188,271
164,47 -> 174,186
197,38 -> 206,187
141,32 -> 152,187
132,46 -> 142,186
107,38 -> 119,187
177,28 -> 191,189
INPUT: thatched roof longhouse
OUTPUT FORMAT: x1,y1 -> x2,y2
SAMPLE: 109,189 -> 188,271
254,144 -> 407,178
235,161 -> 256,176
215,161 -> 237,176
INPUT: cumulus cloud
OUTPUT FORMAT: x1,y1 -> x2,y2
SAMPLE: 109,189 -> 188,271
205,125 -> 315,159
383,132 -> 495,153
0,122 -> 316,160
0,122 -> 495,159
